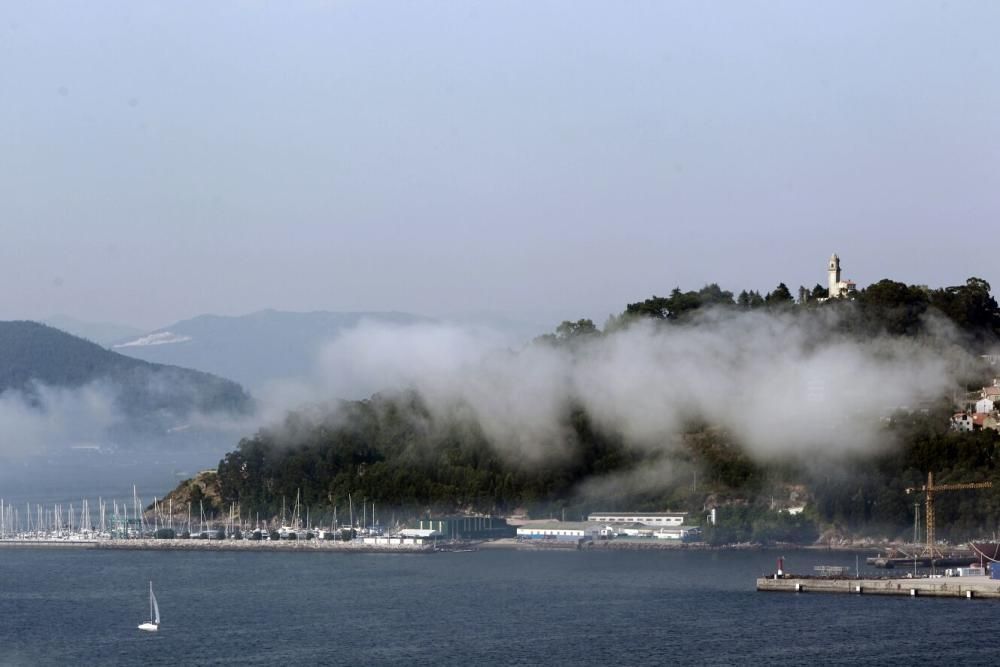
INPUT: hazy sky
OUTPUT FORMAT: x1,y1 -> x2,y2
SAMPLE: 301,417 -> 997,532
2,1 -> 998,331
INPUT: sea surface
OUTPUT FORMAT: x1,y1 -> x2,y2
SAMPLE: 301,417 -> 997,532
0,546 -> 991,666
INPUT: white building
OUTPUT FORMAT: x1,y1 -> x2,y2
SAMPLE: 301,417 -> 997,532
952,412 -> 974,432
612,525 -> 701,540
516,522 -> 607,541
397,528 -> 443,538
975,398 -> 995,414
586,512 -> 687,527
361,535 -> 435,546
827,253 -> 857,299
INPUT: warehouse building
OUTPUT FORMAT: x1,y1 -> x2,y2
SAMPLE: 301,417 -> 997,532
611,525 -> 702,541
416,516 -> 516,540
586,512 -> 688,527
515,522 -> 607,542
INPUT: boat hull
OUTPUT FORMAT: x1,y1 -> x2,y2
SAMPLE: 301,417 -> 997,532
971,542 -> 1000,561
138,623 -> 158,632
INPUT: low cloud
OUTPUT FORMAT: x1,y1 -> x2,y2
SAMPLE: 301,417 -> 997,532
0,382 -> 121,460
309,309 -> 966,465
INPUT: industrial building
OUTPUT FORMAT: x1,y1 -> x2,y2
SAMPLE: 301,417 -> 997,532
515,522 -> 607,542
612,525 -> 702,541
586,512 -> 687,527
415,516 -> 515,540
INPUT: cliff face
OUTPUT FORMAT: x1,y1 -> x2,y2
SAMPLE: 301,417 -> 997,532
155,471 -> 224,517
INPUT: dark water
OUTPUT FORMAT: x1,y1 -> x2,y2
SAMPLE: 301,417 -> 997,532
0,547 -> 991,666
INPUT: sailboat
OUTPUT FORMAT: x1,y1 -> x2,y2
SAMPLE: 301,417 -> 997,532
137,581 -> 160,632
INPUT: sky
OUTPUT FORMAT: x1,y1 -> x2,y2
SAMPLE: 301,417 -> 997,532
1,1 -> 998,332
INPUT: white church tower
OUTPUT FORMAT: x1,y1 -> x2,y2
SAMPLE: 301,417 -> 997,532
826,253 -> 855,299
827,253 -> 841,298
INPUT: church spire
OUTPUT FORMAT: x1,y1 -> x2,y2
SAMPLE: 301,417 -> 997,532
828,253 -> 842,298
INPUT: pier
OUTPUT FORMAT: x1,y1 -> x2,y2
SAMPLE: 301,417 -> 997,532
757,574 -> 1000,599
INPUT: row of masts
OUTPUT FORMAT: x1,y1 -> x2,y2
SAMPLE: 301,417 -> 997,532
0,488 -> 387,540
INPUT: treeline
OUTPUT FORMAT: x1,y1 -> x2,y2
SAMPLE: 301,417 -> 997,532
536,276 -> 1000,346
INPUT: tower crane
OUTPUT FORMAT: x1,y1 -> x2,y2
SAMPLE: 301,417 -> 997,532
905,471 -> 992,559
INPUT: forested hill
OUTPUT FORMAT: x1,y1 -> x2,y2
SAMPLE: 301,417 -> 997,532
0,321 -> 251,417
211,275 -> 1000,543
216,393 -> 1000,544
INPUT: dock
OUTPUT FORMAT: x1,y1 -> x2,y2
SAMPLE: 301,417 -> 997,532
757,574 -> 1000,599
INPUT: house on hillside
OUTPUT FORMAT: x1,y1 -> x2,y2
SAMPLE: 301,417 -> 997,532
952,412 -> 974,432
976,398 -> 995,414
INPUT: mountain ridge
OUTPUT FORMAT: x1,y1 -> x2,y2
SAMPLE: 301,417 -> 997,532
0,320 -> 251,419
111,309 -> 435,391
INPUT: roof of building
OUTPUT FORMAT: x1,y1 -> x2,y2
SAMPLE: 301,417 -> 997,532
397,528 -> 442,538
973,414 -> 988,426
516,522 -> 605,531
587,512 -> 687,516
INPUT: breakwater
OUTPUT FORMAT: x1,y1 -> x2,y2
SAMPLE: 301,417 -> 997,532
758,574 -> 1000,599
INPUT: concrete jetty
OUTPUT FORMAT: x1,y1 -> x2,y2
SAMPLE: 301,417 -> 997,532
758,574 -> 1000,599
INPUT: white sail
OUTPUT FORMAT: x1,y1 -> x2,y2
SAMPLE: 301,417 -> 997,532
151,586 -> 160,625
139,581 -> 160,631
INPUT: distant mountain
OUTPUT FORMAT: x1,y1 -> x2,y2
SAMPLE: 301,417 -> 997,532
0,320 -> 251,425
42,315 -> 145,347
0,321 -> 255,501
112,310 -> 433,390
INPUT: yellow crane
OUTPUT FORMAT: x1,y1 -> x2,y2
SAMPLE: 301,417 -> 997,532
905,471 -> 992,558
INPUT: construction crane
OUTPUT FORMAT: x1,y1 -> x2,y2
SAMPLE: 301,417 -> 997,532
905,471 -> 992,558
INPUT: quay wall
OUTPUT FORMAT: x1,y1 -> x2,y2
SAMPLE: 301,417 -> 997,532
758,575 -> 1000,599
0,539 -> 432,553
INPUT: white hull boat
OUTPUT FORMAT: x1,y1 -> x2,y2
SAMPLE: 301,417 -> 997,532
138,581 -> 160,632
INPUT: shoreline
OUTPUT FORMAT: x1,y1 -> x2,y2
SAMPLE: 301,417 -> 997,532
0,539 -> 434,553
0,538 -> 887,554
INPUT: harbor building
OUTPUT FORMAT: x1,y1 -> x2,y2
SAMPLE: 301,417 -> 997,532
587,512 -> 687,527
516,522 -> 607,542
612,525 -> 702,541
416,516 -> 515,540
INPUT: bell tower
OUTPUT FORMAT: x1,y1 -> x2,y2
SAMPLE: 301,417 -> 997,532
827,253 -> 841,298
